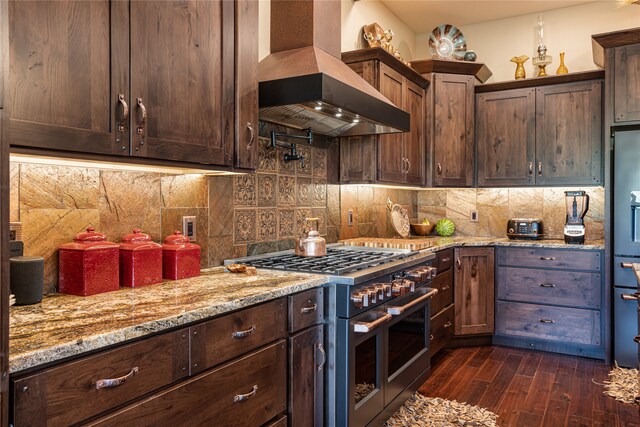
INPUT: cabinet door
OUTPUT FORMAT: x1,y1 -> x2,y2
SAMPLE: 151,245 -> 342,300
476,88 -> 535,186
535,80 -> 603,185
403,79 -> 425,185
288,325 -> 324,427
433,74 -> 474,187
234,0 -> 258,169
339,135 -> 376,183
9,0 -> 129,156
130,0 -> 233,166
454,247 -> 495,335
377,64 -> 405,183
614,44 -> 640,123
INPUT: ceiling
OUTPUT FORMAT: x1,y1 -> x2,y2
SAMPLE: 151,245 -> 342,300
378,0 -> 597,34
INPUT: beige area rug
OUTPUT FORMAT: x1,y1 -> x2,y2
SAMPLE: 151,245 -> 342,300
385,394 -> 499,427
600,363 -> 639,405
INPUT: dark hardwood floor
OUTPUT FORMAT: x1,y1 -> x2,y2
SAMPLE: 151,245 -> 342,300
418,346 -> 640,427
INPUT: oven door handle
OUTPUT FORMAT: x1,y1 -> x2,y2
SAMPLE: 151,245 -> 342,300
387,288 -> 438,316
353,313 -> 393,333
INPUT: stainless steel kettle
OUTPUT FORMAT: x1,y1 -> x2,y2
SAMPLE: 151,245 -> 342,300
295,218 -> 326,257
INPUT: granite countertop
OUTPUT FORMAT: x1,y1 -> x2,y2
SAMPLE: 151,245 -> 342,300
416,237 -> 605,252
9,267 -> 328,374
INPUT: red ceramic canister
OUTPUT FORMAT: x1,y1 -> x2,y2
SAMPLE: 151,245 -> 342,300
58,227 -> 119,296
162,231 -> 201,280
119,229 -> 162,288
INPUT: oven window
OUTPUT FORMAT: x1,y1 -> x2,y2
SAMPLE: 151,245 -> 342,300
388,308 -> 427,377
354,335 -> 378,404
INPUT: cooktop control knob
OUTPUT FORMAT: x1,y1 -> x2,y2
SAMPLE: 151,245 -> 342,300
405,280 -> 415,292
366,288 -> 377,304
351,292 -> 369,309
382,283 -> 393,297
407,270 -> 422,282
374,285 -> 386,300
391,281 -> 405,297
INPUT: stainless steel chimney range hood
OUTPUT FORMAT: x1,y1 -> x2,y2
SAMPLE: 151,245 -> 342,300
258,0 -> 410,138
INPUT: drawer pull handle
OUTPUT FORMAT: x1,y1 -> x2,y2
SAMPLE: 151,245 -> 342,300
136,97 -> 147,135
300,303 -> 318,314
354,313 -> 392,333
317,342 -> 326,372
621,292 -> 640,301
441,257 -> 450,263
529,162 -> 533,175
456,259 -> 461,270
539,283 -> 555,288
246,122 -> 255,148
443,321 -> 452,328
117,94 -> 129,132
232,325 -> 256,339
387,289 -> 438,315
539,319 -> 555,324
539,256 -> 556,261
621,262 -> 634,269
442,285 -> 450,291
95,367 -> 139,389
234,385 -> 258,403
430,334 -> 435,342
634,336 -> 640,344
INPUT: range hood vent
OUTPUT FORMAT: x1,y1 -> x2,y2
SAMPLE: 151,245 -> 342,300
259,0 -> 410,138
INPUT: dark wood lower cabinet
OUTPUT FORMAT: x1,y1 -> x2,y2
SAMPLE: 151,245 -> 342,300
454,247 -> 495,336
288,325 -> 324,427
89,341 -> 287,427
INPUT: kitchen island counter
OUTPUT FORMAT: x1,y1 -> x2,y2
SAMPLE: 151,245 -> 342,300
420,236 -> 605,252
9,268 -> 328,373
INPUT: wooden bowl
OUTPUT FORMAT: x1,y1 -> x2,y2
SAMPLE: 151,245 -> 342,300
410,223 -> 435,236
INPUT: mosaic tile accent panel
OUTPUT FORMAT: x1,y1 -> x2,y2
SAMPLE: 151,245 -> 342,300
161,175 -> 208,208
313,179 -> 327,207
256,209 -> 277,242
257,174 -> 277,207
312,147 -> 327,179
278,209 -> 295,239
277,146 -> 296,175
99,171 -> 162,241
10,163 -> 19,221
295,208 -> 313,235
278,175 -> 296,207
257,137 -> 277,172
233,174 -> 256,207
312,208 -> 327,235
296,177 -> 313,207
234,209 -> 256,243
295,145 -> 312,176
20,164 -> 99,210
208,176 -> 234,237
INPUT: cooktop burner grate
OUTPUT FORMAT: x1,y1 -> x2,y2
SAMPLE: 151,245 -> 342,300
243,247 -> 412,275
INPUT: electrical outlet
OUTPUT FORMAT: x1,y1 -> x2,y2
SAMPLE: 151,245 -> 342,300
182,216 -> 196,242
348,209 -> 354,227
470,210 -> 478,222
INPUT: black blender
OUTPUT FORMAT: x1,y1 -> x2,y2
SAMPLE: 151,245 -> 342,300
564,190 -> 589,244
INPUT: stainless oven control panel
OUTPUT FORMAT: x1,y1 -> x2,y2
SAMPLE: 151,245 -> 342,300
350,266 -> 437,309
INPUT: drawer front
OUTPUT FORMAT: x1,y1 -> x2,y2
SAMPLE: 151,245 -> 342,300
429,304 -> 454,357
497,267 -> 601,308
495,301 -> 601,346
91,341 -> 287,427
265,415 -> 287,427
436,249 -> 454,273
431,269 -> 453,314
191,298 -> 287,373
289,287 -> 324,333
12,330 -> 189,427
497,247 -> 601,271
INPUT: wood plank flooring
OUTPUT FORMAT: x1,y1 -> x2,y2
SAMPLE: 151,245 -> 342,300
418,346 -> 640,427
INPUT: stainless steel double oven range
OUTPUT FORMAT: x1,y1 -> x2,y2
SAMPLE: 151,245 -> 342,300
228,245 -> 437,426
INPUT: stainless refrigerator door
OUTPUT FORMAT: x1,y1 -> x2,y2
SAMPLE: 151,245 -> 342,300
614,130 -> 640,257
614,286 -> 640,368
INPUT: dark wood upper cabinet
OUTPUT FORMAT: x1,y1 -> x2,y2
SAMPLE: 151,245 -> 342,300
535,80 -> 602,185
9,0 -> 257,170
9,1 -> 128,156
432,74 -> 474,187
340,48 -> 428,186
476,88 -> 536,186
614,44 -> 640,123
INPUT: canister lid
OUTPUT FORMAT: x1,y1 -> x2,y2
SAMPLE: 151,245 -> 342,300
74,227 -> 106,242
162,231 -> 200,251
59,227 -> 119,251
120,228 -> 161,250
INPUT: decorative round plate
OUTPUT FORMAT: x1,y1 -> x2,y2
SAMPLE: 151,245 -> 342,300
428,24 -> 467,60
390,204 -> 410,238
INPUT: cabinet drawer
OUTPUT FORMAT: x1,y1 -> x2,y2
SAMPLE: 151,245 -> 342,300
12,330 -> 189,427
495,301 -> 601,346
431,269 -> 453,314
190,298 -> 286,374
436,249 -> 454,273
289,287 -> 324,333
497,267 -> 601,308
91,341 -> 287,427
497,247 -> 601,271
430,305 -> 454,356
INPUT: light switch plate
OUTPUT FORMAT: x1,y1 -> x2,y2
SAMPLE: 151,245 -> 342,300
182,216 -> 196,242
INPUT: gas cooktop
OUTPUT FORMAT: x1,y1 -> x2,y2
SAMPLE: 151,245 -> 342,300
229,245 -> 416,276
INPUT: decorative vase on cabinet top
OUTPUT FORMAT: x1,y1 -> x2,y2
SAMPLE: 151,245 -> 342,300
511,55 -> 529,80
556,52 -> 569,74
